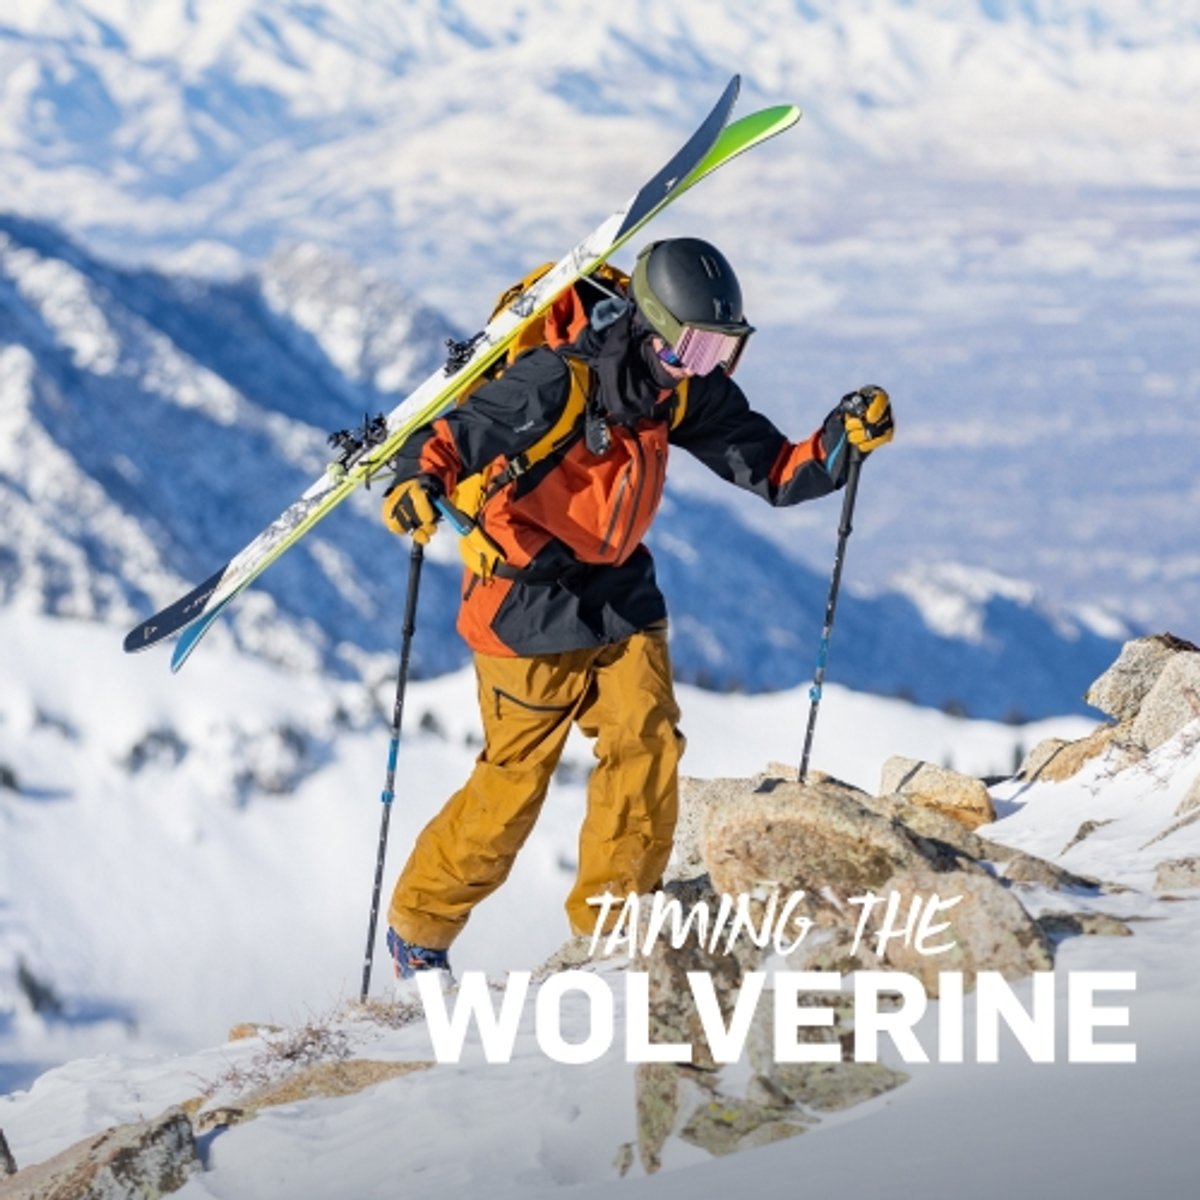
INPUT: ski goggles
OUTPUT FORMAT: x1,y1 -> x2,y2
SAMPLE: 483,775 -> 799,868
657,324 -> 751,376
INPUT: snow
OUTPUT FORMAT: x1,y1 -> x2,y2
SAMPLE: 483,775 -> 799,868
1,609 -> 1196,1196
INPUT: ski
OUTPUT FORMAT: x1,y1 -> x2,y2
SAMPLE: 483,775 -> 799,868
123,79 -> 802,670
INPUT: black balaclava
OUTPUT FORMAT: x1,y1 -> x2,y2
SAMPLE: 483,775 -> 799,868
571,303 -> 677,424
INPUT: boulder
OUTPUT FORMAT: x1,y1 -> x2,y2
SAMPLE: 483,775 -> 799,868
1018,725 -> 1118,783
0,1107 -> 197,1200
670,775 -> 735,882
701,775 -> 1052,994
1085,633 -> 1197,721
1128,652 -> 1200,753
879,757 -> 996,830
1155,857 -> 1200,891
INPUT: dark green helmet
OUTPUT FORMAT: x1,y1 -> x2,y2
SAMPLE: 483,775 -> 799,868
631,237 -> 754,344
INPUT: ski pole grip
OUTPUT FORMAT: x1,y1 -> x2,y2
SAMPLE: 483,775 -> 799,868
434,496 -> 474,536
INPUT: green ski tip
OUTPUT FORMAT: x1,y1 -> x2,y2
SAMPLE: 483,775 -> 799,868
681,104 -> 802,194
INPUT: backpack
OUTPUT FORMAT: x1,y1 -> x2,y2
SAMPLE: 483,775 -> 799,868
448,262 -> 689,575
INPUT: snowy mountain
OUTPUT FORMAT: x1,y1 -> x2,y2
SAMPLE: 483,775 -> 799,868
1,0 -> 1198,634
1,212 -> 1130,716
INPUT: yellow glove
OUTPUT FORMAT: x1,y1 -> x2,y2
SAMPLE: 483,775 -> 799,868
381,478 -> 439,543
458,522 -> 507,583
842,385 -> 894,453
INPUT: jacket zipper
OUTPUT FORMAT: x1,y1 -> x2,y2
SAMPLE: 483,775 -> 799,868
613,438 -> 648,563
598,468 -> 630,557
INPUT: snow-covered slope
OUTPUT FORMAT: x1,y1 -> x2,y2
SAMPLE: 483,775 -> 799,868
2,609 -> 1197,1199
0,609 -> 1095,1091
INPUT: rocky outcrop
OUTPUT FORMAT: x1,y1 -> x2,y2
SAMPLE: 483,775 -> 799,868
631,765 -> 1063,1173
879,757 -> 996,829
0,1131 -> 15,1178
0,1108 -> 197,1200
1020,634 -> 1200,786
1085,633 -> 1195,722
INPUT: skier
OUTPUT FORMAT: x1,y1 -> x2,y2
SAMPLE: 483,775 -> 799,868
380,237 -> 894,981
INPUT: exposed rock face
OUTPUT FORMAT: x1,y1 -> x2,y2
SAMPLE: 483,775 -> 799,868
879,757 -> 997,829
0,1108 -> 197,1200
1085,633 -> 1197,722
0,1130 -> 16,1178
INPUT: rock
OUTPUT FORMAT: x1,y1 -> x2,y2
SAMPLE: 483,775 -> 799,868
634,1062 -> 690,1175
879,757 -> 996,830
1127,650 -> 1200,753
639,922 -> 748,1073
701,776 -> 1053,993
1155,857 -> 1200,891
670,770 -> 830,882
1018,725 -> 1118,783
0,1107 -> 197,1200
1138,808 -> 1200,851
1178,774 -> 1200,817
679,1091 -> 806,1157
613,1143 -> 635,1178
998,851 -> 1101,891
1061,819 -> 1115,855
1085,633 -> 1197,721
862,794 -> 991,861
746,989 -> 907,1113
1036,912 -> 1133,938
226,1022 -> 283,1042
768,1060 -> 907,1112
633,1058 -> 807,1172
0,1130 -> 15,1177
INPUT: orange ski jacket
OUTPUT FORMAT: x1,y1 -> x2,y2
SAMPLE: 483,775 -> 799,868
387,316 -> 843,657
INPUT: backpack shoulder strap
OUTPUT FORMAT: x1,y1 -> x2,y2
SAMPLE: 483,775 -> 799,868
484,355 -> 591,496
668,377 -> 690,431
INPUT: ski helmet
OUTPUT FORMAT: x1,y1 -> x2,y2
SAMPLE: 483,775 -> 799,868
630,237 -> 754,347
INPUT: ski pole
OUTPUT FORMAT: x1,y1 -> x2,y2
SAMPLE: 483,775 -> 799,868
798,444 -> 864,784
360,538 -> 425,1001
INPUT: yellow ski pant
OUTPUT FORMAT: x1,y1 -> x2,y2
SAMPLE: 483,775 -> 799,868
387,624 -> 683,949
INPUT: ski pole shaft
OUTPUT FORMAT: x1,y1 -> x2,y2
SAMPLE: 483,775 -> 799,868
799,448 -> 863,783
360,539 -> 425,1001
